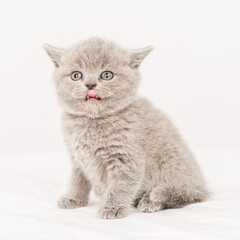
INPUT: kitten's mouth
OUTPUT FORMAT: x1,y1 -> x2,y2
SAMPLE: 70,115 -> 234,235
85,90 -> 101,101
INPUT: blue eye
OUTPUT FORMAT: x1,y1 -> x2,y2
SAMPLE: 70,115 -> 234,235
100,71 -> 114,81
71,71 -> 82,81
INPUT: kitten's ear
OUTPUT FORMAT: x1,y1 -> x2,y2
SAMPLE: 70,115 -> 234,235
129,46 -> 154,68
43,43 -> 65,67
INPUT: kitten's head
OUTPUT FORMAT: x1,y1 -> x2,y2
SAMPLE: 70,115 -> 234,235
43,38 -> 153,118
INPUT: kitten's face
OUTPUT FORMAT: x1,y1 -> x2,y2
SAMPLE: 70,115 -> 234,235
44,38 -> 152,118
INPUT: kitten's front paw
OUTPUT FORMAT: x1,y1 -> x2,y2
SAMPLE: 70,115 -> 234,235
98,206 -> 127,219
58,196 -> 88,209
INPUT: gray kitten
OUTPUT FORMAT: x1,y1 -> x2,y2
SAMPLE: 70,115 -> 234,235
43,38 -> 208,219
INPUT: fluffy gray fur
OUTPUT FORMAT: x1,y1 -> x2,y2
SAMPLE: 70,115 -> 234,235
43,38 -> 208,219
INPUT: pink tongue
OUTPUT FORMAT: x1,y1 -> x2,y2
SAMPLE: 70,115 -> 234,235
87,90 -> 98,98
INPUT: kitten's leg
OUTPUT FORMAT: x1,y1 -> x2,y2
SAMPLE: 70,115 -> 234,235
136,185 -> 205,212
143,147 -> 208,210
58,166 -> 91,209
149,184 -> 207,209
138,148 -> 208,212
98,159 -> 144,219
137,193 -> 164,213
136,184 -> 207,212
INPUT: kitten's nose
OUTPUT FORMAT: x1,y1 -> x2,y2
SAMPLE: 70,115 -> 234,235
85,84 -> 97,90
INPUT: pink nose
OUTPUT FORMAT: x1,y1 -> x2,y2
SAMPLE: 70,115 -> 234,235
87,90 -> 98,98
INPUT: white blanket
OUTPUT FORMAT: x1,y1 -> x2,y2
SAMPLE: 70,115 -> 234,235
1,149 -> 240,240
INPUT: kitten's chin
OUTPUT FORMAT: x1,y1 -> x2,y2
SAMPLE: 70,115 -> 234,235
61,95 -> 136,119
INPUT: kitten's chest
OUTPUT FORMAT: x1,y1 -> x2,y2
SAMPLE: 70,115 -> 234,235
63,114 -> 133,176
70,118 -> 117,150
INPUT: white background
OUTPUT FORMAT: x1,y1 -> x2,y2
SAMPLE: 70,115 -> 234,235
0,0 -> 240,154
0,1 -> 240,239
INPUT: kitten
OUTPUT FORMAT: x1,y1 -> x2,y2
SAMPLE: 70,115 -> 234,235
43,38 -> 208,219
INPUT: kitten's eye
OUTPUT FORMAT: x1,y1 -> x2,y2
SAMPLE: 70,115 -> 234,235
100,71 -> 114,81
71,71 -> 83,81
